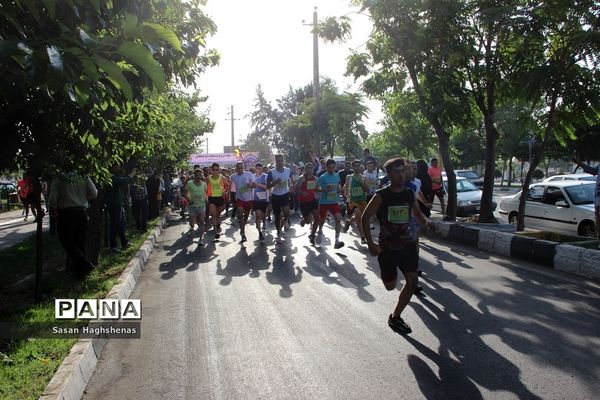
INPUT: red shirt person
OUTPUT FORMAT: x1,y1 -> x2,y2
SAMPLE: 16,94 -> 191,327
427,158 -> 445,216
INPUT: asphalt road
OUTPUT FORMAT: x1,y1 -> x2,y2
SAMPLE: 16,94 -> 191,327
83,211 -> 600,400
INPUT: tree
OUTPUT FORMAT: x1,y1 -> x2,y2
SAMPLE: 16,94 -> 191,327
1,0 -> 218,300
511,0 -> 600,231
247,81 -> 370,162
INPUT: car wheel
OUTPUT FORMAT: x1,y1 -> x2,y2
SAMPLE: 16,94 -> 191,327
508,212 -> 518,226
578,220 -> 596,237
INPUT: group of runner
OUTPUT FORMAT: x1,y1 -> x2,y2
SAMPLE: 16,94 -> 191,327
180,154 -> 435,334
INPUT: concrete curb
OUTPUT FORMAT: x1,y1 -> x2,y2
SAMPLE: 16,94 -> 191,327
431,221 -> 600,279
39,213 -> 169,400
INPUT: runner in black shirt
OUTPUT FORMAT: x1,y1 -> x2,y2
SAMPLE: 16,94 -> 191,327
361,158 -> 433,334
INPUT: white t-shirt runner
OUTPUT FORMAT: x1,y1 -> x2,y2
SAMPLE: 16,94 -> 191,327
230,172 -> 255,202
363,170 -> 378,195
268,167 -> 291,196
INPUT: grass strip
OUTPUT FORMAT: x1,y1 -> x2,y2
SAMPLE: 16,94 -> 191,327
0,215 -> 163,400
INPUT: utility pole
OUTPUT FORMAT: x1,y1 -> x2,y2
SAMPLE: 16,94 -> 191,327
304,6 -> 321,157
225,105 -> 240,150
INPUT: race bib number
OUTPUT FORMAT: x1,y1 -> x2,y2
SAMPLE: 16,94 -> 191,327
327,191 -> 337,202
306,181 -> 316,190
276,180 -> 287,189
256,191 -> 267,200
351,187 -> 364,197
388,206 -> 409,224
239,185 -> 249,194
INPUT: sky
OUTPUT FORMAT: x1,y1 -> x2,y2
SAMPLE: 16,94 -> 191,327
195,0 -> 383,154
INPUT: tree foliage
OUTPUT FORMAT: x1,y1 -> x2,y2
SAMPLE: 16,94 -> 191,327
247,81 -> 369,162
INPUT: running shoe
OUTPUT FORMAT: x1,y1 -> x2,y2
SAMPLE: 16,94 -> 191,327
309,234 -> 315,245
315,233 -> 322,244
259,231 -> 265,242
361,237 -> 367,244
334,241 -> 345,249
240,234 -> 247,242
388,314 -> 412,334
300,218 -> 305,227
417,269 -> 423,276
414,286 -> 424,294
214,232 -> 221,239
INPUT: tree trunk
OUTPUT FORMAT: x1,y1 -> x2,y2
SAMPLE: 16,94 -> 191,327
508,157 -> 513,187
404,58 -> 456,220
500,158 -> 507,186
438,133 -> 457,220
516,97 -> 556,231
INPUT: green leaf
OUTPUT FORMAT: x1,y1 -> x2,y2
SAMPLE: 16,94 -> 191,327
123,12 -> 138,37
117,42 -> 166,91
42,0 -> 56,19
47,45 -> 63,72
19,0 -> 40,23
0,11 -> 26,37
91,54 -> 133,99
143,23 -> 183,52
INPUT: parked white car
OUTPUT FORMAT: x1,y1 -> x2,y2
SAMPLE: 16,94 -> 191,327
432,177 -> 495,216
498,181 -> 596,237
543,173 -> 594,183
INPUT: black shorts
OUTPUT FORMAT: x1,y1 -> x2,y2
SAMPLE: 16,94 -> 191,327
271,193 -> 290,215
377,243 -> 419,283
299,199 -> 319,217
252,201 -> 268,213
429,187 -> 445,201
208,196 -> 225,208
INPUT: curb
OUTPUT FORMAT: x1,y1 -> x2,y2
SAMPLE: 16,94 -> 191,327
431,221 -> 600,279
39,213 -> 169,400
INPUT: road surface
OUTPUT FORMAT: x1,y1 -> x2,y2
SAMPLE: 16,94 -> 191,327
84,211 -> 600,400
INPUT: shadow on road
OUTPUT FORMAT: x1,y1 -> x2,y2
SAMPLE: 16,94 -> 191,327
406,246 -> 600,399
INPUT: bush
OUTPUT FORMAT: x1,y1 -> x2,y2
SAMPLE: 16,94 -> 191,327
533,169 -> 544,180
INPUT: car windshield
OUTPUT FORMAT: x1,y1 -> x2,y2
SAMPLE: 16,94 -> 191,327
459,171 -> 479,180
564,184 -> 594,205
456,179 -> 479,192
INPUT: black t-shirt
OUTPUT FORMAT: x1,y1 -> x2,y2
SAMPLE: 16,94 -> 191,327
376,186 -> 415,249
338,169 -> 353,187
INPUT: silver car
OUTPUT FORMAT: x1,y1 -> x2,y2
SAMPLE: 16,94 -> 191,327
432,177 -> 495,217
498,181 -> 596,237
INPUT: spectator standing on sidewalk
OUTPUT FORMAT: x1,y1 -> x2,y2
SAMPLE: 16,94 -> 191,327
17,174 -> 37,221
146,168 -> 161,219
48,172 -> 98,278
573,156 -> 600,244
130,172 -> 149,232
428,158 -> 445,216
105,165 -> 135,252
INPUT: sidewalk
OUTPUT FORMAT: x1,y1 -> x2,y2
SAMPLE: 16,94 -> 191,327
0,208 -> 49,251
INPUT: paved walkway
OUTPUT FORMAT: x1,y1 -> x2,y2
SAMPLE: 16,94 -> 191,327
0,208 -> 49,250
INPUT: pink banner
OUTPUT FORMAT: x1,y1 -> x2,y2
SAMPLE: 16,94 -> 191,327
188,153 -> 240,166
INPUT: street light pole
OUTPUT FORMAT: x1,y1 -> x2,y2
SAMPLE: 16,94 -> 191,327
225,105 -> 240,151
304,7 -> 321,157
312,7 -> 321,157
